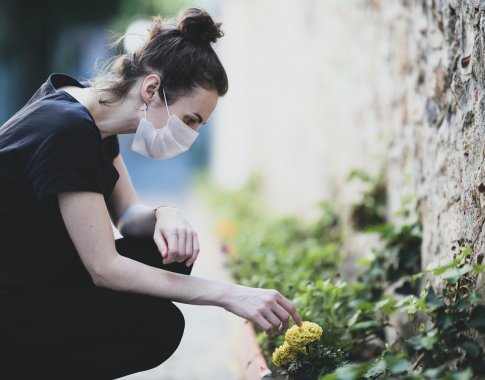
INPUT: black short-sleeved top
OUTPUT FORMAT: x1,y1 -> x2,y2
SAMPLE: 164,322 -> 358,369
0,73 -> 120,298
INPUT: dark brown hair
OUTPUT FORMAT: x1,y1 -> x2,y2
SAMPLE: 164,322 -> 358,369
92,7 -> 228,105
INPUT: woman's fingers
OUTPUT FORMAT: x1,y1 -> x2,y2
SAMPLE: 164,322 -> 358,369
176,228 -> 198,263
176,228 -> 187,263
256,291 -> 299,335
186,232 -> 200,267
261,309 -> 283,335
161,228 -> 199,265
164,231 -> 179,264
153,230 -> 168,259
183,230 -> 193,262
153,207 -> 201,266
277,294 -> 302,326
261,298 -> 294,334
255,315 -> 274,335
271,303 -> 292,331
226,285 -> 301,337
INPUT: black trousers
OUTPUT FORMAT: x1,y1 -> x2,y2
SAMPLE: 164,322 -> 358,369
1,237 -> 193,380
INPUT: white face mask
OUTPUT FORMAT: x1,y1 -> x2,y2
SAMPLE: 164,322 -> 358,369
131,88 -> 199,160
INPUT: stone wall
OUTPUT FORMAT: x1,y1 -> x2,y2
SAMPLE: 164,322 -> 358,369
384,0 -> 485,288
211,0 -> 484,292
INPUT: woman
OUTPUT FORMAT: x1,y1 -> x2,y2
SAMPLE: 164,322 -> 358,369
0,7 -> 301,380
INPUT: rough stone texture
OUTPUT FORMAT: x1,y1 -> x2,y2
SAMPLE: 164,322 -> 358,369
384,0 -> 485,294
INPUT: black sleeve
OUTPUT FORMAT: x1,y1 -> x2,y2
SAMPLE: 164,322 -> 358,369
103,135 -> 120,160
24,115 -> 105,202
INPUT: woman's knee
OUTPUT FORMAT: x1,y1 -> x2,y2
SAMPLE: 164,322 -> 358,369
115,237 -> 194,275
115,237 -> 160,266
159,302 -> 185,341
142,302 -> 185,367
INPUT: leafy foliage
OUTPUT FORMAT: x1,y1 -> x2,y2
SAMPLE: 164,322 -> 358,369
359,222 -> 422,298
347,169 -> 387,230
198,173 -> 485,379
283,344 -> 346,380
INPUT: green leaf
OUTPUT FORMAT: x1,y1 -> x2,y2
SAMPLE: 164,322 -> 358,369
375,299 -> 390,309
456,297 -> 470,311
426,258 -> 458,275
357,257 -> 373,266
421,335 -> 439,350
472,264 -> 485,274
432,266 -> 451,276
352,320 -> 379,330
423,364 -> 447,377
395,295 -> 414,308
425,286 -> 444,309
362,224 -> 393,234
407,334 -> 438,350
459,338 -> 481,359
347,311 -> 361,327
467,305 -> 485,332
469,292 -> 481,305
435,309 -> 454,330
412,272 -> 425,280
355,302 -> 376,311
364,359 -> 386,377
320,363 -> 370,380
441,264 -> 473,283
447,368 -> 473,380
387,357 -> 411,374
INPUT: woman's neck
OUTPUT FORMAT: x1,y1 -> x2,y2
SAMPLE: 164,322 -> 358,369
58,85 -> 142,139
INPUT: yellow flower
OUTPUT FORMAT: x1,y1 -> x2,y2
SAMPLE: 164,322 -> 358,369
271,321 -> 322,368
285,321 -> 323,350
215,219 -> 238,239
272,342 -> 297,367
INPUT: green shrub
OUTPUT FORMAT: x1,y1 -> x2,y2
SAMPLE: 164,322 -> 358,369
197,173 -> 485,379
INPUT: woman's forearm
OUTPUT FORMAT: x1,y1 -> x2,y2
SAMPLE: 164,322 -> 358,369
94,254 -> 303,334
59,192 -> 302,333
95,253 -> 232,307
117,203 -> 156,237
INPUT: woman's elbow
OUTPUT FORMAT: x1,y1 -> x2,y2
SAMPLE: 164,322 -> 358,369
88,256 -> 118,289
116,210 -> 138,237
90,265 -> 108,288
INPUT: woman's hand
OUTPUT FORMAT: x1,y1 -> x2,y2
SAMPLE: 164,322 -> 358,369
222,284 -> 302,335
153,206 -> 200,267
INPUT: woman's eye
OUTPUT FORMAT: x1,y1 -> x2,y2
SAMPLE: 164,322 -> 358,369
184,117 -> 196,126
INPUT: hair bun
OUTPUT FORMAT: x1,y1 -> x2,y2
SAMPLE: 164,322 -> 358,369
177,7 -> 223,45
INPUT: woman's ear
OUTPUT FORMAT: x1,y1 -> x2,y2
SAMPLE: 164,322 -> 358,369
140,74 -> 161,104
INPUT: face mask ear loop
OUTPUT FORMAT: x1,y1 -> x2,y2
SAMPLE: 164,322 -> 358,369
162,87 -> 171,118
144,103 -> 147,120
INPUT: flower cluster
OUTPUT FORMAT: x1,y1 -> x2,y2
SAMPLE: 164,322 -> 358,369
272,342 -> 297,367
272,321 -> 323,367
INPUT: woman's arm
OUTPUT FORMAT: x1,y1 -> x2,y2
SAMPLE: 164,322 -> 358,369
108,154 -> 200,266
108,154 -> 155,237
58,191 -> 301,334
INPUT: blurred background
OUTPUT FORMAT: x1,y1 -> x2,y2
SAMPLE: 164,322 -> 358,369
0,0 -> 392,214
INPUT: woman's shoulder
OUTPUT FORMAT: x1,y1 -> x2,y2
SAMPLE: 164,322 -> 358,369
40,92 -> 99,138
0,91 -> 100,150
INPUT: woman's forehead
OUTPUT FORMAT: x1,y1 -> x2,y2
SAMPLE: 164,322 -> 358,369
177,88 -> 218,118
